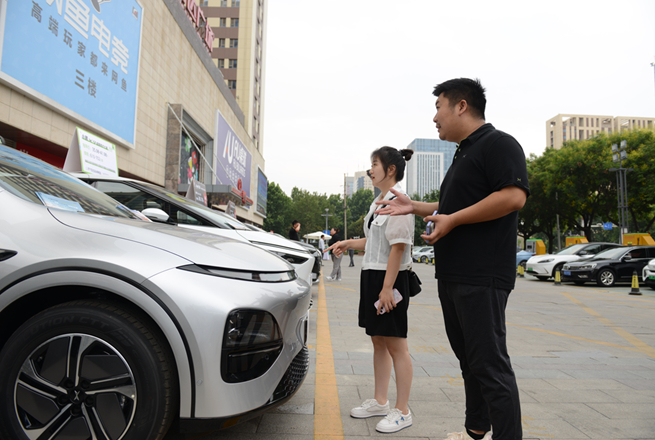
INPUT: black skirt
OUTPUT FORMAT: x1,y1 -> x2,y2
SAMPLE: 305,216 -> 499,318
358,269 -> 410,338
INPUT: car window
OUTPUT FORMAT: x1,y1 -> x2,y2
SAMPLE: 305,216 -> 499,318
582,244 -> 600,254
0,147 -> 136,219
646,248 -> 655,258
593,247 -> 628,260
93,181 -> 205,226
629,249 -> 646,259
556,244 -> 587,255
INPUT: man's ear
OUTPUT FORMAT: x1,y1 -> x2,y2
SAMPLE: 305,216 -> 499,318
456,99 -> 468,116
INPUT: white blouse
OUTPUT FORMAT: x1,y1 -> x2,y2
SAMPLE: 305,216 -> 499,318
362,183 -> 414,271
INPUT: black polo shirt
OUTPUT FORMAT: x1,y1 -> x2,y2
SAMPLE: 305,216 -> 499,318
434,123 -> 530,290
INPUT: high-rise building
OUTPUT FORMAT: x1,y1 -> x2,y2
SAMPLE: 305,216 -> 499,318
202,0 -> 266,151
345,175 -> 355,197
546,114 -> 655,150
354,170 -> 374,193
405,138 -> 457,199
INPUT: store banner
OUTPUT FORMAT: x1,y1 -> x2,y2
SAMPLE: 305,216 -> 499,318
0,0 -> 143,147
63,127 -> 118,175
213,109 -> 251,199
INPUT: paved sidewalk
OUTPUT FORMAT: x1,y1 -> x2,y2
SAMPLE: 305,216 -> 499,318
170,254 -> 655,440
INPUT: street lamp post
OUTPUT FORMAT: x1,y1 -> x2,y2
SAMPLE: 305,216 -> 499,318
609,140 -> 633,244
321,208 -> 332,233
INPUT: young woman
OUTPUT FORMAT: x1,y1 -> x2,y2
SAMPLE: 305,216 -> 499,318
325,146 -> 414,433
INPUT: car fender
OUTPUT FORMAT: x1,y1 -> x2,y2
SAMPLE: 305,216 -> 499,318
0,269 -> 195,417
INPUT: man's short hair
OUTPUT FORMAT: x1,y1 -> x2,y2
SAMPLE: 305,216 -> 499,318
433,78 -> 486,120
291,220 -> 300,226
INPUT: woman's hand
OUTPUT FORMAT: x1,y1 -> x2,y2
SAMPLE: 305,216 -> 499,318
324,240 -> 348,258
377,286 -> 395,315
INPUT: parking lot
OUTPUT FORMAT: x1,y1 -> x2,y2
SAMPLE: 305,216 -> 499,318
166,255 -> 655,440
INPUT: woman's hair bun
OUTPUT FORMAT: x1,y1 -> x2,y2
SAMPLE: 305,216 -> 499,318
399,149 -> 414,161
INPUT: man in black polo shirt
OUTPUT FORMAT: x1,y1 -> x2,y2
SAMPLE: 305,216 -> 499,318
377,78 -> 529,440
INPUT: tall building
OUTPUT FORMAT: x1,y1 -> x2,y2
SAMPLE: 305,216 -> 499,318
405,138 -> 457,199
354,170 -> 374,194
345,175 -> 355,197
546,114 -> 655,150
202,0 -> 266,151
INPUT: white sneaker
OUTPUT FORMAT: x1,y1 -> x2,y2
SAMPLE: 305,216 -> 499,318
376,408 -> 412,433
325,276 -> 334,281
350,398 -> 389,418
445,431 -> 492,440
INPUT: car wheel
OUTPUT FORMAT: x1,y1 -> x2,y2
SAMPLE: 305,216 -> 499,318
0,300 -> 177,440
536,276 -> 549,281
596,269 -> 616,287
574,281 -> 586,286
420,256 -> 427,263
552,263 -> 564,279
518,261 -> 527,271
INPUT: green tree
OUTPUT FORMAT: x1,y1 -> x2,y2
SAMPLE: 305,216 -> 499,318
263,182 -> 292,234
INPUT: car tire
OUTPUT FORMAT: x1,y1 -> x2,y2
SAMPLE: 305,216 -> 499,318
536,276 -> 549,281
420,256 -> 427,263
518,261 -> 527,271
596,269 -> 616,287
574,281 -> 586,286
0,300 -> 178,440
552,263 -> 564,279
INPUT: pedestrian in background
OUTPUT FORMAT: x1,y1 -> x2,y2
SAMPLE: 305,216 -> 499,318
326,146 -> 415,433
326,227 -> 341,281
288,220 -> 300,241
348,248 -> 355,267
318,234 -> 326,266
376,78 -> 529,440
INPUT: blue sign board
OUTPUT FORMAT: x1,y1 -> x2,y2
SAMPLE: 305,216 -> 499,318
603,222 -> 613,230
213,109 -> 252,199
0,0 -> 143,147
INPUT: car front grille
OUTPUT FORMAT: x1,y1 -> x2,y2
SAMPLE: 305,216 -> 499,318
270,346 -> 309,403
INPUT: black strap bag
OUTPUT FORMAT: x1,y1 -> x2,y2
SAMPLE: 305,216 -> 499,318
408,268 -> 422,297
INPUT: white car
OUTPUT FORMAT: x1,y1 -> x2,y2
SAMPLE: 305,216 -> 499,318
643,258 -> 655,290
526,242 -> 623,281
73,174 -> 317,286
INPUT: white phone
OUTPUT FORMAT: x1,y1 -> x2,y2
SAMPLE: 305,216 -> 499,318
374,289 -> 403,314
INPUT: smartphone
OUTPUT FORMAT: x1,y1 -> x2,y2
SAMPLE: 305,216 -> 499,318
425,210 -> 438,236
374,289 -> 403,314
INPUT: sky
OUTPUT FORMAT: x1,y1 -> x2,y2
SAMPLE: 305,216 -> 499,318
262,0 -> 655,197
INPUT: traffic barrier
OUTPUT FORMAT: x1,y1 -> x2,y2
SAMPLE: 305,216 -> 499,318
517,265 -> 524,278
554,270 -> 561,286
630,270 -> 642,295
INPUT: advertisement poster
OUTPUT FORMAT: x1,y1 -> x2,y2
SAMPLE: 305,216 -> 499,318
256,166 -> 267,217
213,109 -> 251,199
0,0 -> 143,147
179,132 -> 199,185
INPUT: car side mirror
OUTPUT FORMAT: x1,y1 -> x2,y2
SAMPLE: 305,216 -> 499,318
141,208 -> 170,223
622,255 -> 632,261
578,251 -> 588,255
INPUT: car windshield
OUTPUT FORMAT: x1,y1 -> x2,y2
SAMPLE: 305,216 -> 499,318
136,181 -> 249,230
0,145 -> 137,219
589,247 -> 627,260
555,244 -> 588,255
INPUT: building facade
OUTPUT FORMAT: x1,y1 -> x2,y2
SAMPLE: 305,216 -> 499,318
405,138 -> 457,199
0,0 -> 267,225
201,0 -> 266,152
546,114 -> 655,150
354,170 -> 373,193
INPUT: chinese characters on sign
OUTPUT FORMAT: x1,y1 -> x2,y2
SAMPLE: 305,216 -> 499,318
1,0 -> 143,146
213,110 -> 252,203
63,127 -> 119,176
179,0 -> 215,53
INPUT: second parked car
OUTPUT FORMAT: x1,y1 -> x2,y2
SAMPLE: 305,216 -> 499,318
561,245 -> 655,287
525,242 -> 623,281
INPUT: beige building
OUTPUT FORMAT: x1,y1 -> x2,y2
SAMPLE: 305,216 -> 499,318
546,114 -> 655,150
201,0 -> 266,152
354,170 -> 374,193
0,0 -> 266,225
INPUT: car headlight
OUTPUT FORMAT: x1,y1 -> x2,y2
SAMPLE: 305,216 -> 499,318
538,258 -> 554,263
576,263 -> 597,270
222,309 -> 283,383
270,251 -> 310,265
178,264 -> 296,282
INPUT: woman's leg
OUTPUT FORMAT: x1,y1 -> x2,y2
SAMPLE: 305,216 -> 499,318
371,336 -> 392,405
384,337 -> 413,414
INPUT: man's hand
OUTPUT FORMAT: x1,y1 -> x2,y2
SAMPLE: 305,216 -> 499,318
374,188 -> 413,216
324,241 -> 348,258
420,212 -> 456,245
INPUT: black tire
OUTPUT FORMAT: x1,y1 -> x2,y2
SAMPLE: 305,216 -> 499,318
518,260 -> 527,270
0,300 -> 178,440
596,269 -> 616,287
420,256 -> 427,263
536,276 -> 549,281
552,263 -> 564,279
574,281 -> 586,286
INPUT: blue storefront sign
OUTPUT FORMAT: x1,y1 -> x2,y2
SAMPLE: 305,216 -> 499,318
603,222 -> 613,230
0,0 -> 143,147
213,109 -> 251,200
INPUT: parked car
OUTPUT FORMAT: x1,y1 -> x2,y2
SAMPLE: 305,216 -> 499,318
73,174 -> 319,285
516,248 -> 535,270
525,242 -> 623,281
0,144 -> 311,439
561,245 -> 655,287
413,246 -> 434,263
642,258 -> 655,290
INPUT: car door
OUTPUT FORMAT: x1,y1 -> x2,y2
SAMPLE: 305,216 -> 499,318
617,248 -> 649,281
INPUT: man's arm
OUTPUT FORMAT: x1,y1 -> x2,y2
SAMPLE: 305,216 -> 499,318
422,185 -> 527,245
374,187 -> 438,217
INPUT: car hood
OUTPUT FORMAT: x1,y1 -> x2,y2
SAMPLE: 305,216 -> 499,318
49,209 -> 294,272
528,254 -> 580,263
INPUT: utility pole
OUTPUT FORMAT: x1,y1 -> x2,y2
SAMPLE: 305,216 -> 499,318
343,174 -> 347,240
321,208 -> 332,233
609,140 -> 633,244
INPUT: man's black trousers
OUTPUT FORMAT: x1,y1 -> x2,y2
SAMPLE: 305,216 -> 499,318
438,280 -> 522,440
